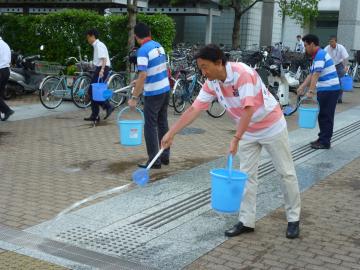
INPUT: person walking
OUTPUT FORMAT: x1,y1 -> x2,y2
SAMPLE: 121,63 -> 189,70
324,36 -> 349,103
84,29 -> 114,122
0,36 -> 14,121
295,35 -> 305,53
297,34 -> 341,150
128,22 -> 170,169
161,44 -> 301,239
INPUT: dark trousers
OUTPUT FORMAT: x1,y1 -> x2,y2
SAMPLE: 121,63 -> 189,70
88,66 -> 111,117
317,90 -> 340,146
0,67 -> 11,114
143,92 -> 170,165
335,63 -> 346,101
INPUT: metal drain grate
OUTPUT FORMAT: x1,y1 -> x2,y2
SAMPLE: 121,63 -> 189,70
131,189 -> 210,229
56,225 -> 157,259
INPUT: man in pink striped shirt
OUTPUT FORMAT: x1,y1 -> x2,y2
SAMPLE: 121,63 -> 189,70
161,44 -> 301,239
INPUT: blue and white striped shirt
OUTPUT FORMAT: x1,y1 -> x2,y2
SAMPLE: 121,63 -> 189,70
137,40 -> 170,96
311,49 -> 340,92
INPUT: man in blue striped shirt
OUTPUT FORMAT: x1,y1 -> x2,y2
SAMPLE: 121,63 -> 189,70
128,22 -> 170,169
297,34 -> 340,149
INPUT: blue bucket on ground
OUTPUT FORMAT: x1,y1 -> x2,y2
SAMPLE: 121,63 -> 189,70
92,78 -> 109,102
210,155 -> 248,213
117,106 -> 144,146
298,97 -> 319,129
341,74 -> 353,91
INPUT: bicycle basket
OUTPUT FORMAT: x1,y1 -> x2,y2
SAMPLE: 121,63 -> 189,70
34,61 -> 65,75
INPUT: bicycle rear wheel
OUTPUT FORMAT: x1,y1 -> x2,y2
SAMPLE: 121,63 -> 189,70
107,74 -> 127,107
207,99 -> 226,118
172,78 -> 187,113
39,76 -> 64,109
71,74 -> 91,108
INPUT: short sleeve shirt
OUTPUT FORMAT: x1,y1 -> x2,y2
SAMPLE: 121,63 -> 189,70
92,39 -> 111,67
137,40 -> 170,96
192,62 -> 286,141
324,44 -> 349,65
311,49 -> 340,92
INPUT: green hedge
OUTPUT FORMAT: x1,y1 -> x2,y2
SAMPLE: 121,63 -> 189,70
0,9 -> 175,70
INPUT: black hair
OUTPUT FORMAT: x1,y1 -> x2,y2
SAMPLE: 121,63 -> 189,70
193,44 -> 227,65
296,35 -> 302,38
329,35 -> 337,41
86,29 -> 99,39
302,34 -> 319,46
134,22 -> 151,39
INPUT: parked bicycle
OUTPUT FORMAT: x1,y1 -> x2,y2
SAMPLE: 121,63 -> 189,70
39,57 -> 92,109
172,68 -> 203,113
349,49 -> 360,82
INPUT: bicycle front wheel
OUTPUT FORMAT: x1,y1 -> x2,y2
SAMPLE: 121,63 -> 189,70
207,99 -> 226,118
71,75 -> 91,108
107,74 -> 126,107
172,79 -> 187,113
39,76 -> 64,109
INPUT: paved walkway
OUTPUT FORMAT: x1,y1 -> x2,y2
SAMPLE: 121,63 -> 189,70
0,89 -> 360,269
186,157 -> 360,270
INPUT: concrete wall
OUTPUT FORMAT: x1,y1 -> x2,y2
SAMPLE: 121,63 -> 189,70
271,3 -> 282,45
337,0 -> 360,51
182,3 -> 263,49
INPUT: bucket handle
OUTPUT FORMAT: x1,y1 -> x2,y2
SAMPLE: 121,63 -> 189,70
299,96 -> 319,108
117,106 -> 144,122
227,154 -> 233,177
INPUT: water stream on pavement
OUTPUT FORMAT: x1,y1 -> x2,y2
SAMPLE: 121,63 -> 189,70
46,184 -> 131,231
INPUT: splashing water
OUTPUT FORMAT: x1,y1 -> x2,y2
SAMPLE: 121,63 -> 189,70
46,184 -> 132,231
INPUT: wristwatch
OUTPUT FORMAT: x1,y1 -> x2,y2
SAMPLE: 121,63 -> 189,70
131,95 -> 139,100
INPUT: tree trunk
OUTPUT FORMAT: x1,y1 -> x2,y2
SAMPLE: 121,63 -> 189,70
127,0 -> 137,51
127,0 -> 137,81
232,10 -> 242,49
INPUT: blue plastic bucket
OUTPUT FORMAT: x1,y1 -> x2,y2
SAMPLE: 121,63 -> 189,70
210,155 -> 248,213
341,74 -> 353,91
117,107 -> 144,146
92,80 -> 108,101
298,98 -> 319,129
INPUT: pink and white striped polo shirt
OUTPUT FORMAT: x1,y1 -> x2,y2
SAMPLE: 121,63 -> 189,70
192,62 -> 286,140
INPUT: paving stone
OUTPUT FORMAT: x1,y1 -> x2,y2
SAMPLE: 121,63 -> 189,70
0,251 -> 67,270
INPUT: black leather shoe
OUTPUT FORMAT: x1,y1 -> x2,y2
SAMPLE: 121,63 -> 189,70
161,159 -> 170,165
1,109 -> 14,121
224,222 -> 254,237
311,141 -> 330,149
137,163 -> 161,169
104,106 -> 115,120
310,139 -> 319,146
286,221 -> 300,239
84,115 -> 98,121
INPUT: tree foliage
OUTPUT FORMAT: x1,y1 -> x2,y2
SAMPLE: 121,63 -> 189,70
278,0 -> 319,26
0,10 -> 175,70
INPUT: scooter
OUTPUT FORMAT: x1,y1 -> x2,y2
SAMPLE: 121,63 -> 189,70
5,46 -> 47,99
267,63 -> 300,106
265,45 -> 300,107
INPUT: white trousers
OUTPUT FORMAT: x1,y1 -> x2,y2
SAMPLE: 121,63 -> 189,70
238,128 -> 301,228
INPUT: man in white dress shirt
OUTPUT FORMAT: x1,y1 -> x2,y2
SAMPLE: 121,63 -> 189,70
325,36 -> 349,103
295,35 -> 305,53
84,29 -> 114,122
0,36 -> 14,121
